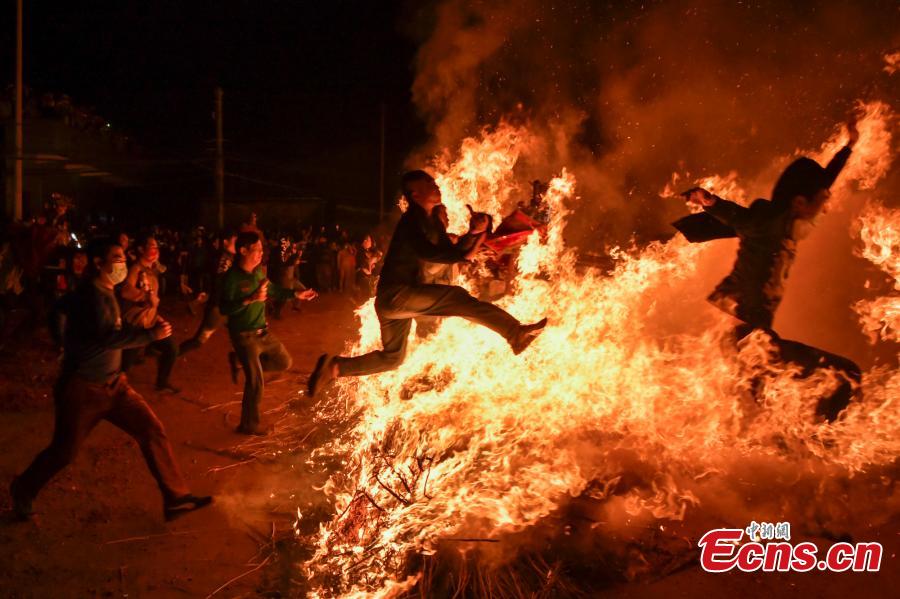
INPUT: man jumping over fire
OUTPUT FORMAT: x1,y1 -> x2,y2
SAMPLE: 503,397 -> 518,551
674,120 -> 861,421
307,170 -> 547,397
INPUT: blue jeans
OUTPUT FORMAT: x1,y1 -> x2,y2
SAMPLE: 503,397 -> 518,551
336,283 -> 520,377
229,329 -> 292,429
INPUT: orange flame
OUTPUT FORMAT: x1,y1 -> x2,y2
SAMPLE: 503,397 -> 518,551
854,203 -> 900,343
304,105 -> 899,597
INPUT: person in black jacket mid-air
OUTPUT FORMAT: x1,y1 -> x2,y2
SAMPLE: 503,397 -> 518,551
673,120 -> 861,421
308,170 -> 548,397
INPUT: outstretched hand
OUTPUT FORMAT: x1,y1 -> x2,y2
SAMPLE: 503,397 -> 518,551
249,280 -> 268,303
150,319 -> 172,341
681,187 -> 716,207
295,288 -> 317,301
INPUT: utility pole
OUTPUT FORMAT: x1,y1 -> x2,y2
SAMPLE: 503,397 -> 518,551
379,101 -> 386,221
13,0 -> 23,220
214,86 -> 224,228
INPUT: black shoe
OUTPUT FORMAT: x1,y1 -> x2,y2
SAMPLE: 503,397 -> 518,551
510,317 -> 548,355
164,494 -> 213,521
308,354 -> 336,398
155,382 -> 181,395
179,338 -> 200,355
228,352 -> 241,385
9,477 -> 33,521
235,423 -> 269,436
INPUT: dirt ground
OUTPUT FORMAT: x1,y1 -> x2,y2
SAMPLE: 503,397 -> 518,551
0,293 -> 359,599
1,293 -> 897,598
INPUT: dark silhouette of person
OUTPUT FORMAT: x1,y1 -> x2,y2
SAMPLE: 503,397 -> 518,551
673,121 -> 861,421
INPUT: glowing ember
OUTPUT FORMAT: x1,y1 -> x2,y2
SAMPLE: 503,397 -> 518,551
885,50 -> 900,75
302,105 -> 898,597
854,203 -> 900,343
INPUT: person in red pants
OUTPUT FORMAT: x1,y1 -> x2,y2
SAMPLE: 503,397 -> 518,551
10,237 -> 212,521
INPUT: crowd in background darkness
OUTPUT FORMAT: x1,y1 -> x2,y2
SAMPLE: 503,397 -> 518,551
0,196 -> 385,352
1,192 -> 391,519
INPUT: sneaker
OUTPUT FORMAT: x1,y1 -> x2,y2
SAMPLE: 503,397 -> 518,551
155,382 -> 181,395
510,317 -> 548,355
9,477 -> 33,521
307,354 -> 337,398
179,338 -> 201,355
228,352 -> 241,385
164,494 -> 213,521
235,423 -> 269,436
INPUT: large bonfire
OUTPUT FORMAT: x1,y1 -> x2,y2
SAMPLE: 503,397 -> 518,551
300,100 -> 898,597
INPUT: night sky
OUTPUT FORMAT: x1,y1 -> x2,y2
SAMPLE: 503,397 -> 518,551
1,0 -> 426,207
4,0 -> 898,221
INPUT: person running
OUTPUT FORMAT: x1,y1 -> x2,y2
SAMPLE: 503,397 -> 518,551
10,237 -> 212,521
119,234 -> 180,393
179,229 -> 237,355
220,231 -> 317,435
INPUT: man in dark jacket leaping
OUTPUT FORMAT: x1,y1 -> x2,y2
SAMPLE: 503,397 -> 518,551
308,170 -> 547,397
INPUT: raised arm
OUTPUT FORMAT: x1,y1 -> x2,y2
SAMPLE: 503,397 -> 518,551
823,120 -> 857,187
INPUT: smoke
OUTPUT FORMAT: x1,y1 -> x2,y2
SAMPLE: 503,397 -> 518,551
404,0 -> 900,366
407,0 -> 900,245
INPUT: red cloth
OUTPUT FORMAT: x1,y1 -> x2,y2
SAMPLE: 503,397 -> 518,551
484,210 -> 545,254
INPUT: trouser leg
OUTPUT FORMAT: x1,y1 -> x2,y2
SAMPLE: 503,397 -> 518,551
774,337 -> 861,421
105,378 -> 189,502
341,270 -> 355,294
336,284 -> 522,377
178,335 -> 202,354
153,336 -> 178,387
231,333 -> 264,429
121,347 -> 140,372
259,332 -> 292,373
180,305 -> 224,354
734,326 -> 861,422
272,299 -> 284,319
391,284 -> 520,339
335,316 -> 412,377
14,377 -> 106,503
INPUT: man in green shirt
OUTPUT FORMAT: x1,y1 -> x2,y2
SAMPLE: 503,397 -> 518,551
220,232 -> 316,435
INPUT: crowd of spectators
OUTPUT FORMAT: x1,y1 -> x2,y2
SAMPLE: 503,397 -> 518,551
0,198 -> 384,350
